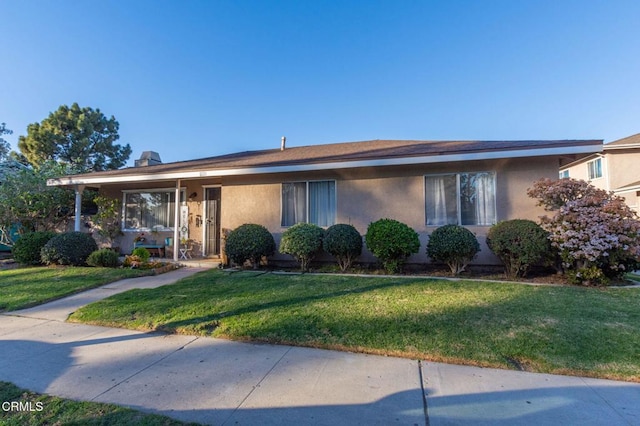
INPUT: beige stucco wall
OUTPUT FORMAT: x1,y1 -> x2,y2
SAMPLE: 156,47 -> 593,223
606,150 -> 640,211
616,190 -> 640,212
606,151 -> 640,190
220,182 -> 281,228
562,157 -> 594,186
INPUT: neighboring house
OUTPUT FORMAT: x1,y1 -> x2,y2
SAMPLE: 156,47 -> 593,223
0,160 -> 27,182
48,138 -> 601,265
560,133 -> 640,212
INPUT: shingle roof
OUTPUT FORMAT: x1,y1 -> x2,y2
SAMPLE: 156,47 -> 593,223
48,138 -> 602,186
605,133 -> 640,148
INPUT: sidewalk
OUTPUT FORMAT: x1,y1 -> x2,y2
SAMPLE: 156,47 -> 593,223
1,268 -> 639,425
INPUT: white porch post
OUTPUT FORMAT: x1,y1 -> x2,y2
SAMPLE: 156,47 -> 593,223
173,180 -> 180,261
74,185 -> 85,232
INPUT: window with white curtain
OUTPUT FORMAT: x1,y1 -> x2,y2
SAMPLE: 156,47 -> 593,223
425,172 -> 496,226
281,181 -> 336,226
123,189 -> 182,230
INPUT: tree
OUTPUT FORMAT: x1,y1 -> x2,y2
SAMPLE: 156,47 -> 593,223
0,162 -> 75,246
93,195 -> 124,248
18,103 -> 131,172
528,178 -> 640,285
0,122 -> 12,161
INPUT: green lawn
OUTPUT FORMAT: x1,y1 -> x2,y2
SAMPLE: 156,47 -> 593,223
69,270 -> 640,382
0,266 -> 155,312
0,381 -> 199,425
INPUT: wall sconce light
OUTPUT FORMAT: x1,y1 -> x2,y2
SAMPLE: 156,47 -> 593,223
188,192 -> 198,201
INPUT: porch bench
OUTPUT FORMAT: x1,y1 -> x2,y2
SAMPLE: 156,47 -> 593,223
133,242 -> 165,258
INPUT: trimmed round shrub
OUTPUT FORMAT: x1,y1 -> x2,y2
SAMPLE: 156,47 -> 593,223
487,219 -> 552,278
365,218 -> 420,274
40,232 -> 98,266
323,224 -> 363,272
225,223 -> 276,268
131,247 -> 151,263
11,231 -> 57,265
279,223 -> 324,271
426,225 -> 480,276
87,248 -> 120,268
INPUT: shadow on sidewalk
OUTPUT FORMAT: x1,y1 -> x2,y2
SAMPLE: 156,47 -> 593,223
0,329 -> 181,399
126,382 -> 640,426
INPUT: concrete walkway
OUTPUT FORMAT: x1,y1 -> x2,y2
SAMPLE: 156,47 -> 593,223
1,269 -> 639,425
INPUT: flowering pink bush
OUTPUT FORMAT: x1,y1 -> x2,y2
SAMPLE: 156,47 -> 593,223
528,178 -> 640,285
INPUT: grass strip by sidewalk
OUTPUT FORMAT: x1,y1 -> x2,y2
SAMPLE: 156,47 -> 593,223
0,267 -> 155,312
70,269 -> 640,382
0,381 -> 199,425
625,273 -> 640,283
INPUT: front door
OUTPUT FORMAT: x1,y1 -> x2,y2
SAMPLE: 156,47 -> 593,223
204,187 -> 221,256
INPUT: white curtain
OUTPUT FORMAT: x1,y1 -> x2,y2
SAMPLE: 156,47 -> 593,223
281,183 -> 307,226
309,181 -> 336,226
474,173 -> 496,226
425,175 -> 457,225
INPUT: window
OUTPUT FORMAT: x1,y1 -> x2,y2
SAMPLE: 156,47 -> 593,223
123,189 -> 183,230
281,181 -> 336,226
587,158 -> 602,180
425,172 -> 496,226
559,170 -> 569,179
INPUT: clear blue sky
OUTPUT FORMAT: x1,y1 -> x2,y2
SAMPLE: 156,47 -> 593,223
2,0 -> 639,166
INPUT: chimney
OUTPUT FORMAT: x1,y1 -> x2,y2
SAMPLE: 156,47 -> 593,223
281,136 -> 286,151
135,151 -> 163,167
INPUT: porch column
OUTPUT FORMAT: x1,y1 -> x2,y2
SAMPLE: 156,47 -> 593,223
173,180 -> 180,261
74,185 -> 85,232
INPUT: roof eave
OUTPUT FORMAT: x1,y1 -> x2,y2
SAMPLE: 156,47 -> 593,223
604,143 -> 640,151
559,151 -> 606,170
48,143 -> 602,187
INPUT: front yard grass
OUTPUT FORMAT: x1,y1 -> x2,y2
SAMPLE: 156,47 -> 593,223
0,381 -> 199,425
70,270 -> 640,382
0,267 -> 155,312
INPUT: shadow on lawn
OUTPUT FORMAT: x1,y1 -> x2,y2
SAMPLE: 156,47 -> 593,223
156,277 -> 426,332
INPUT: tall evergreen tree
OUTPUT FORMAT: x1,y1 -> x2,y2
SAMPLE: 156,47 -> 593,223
18,103 -> 131,172
0,122 -> 12,161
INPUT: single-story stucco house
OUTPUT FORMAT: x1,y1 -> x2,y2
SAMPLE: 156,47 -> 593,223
47,138 -> 602,266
